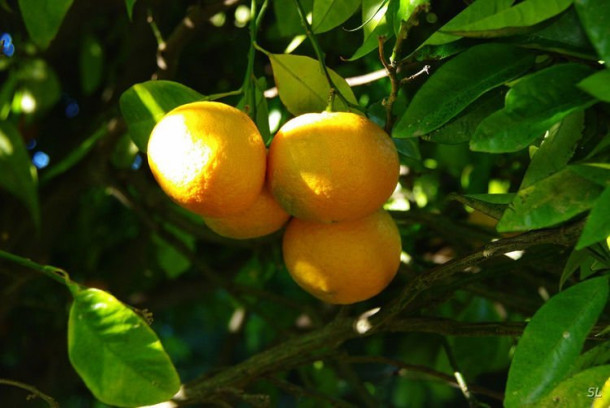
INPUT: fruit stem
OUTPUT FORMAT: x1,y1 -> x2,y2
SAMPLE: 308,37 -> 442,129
242,0 -> 269,119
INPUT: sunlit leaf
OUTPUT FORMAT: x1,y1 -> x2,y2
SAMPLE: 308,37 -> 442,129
268,53 -> 357,115
119,80 -> 203,152
312,0 -> 360,34
393,43 -> 534,138
68,288 -> 181,406
537,365 -> 610,407
445,0 -> 574,38
0,121 -> 39,228
347,0 -> 391,61
505,277 -> 609,407
388,0 -> 430,36
18,0 -> 75,49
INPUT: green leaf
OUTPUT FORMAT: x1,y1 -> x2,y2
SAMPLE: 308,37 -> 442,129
312,0 -> 360,34
423,0 -> 515,46
274,0 -> 313,37
80,35 -> 104,96
422,89 -> 505,144
577,186 -> 610,249
125,0 -> 136,20
452,193 -> 514,220
570,163 -> 610,186
445,0 -> 574,38
504,277 -> 609,407
119,80 -> 203,153
579,70 -> 610,102
392,137 -> 421,160
18,0 -> 75,49
393,43 -> 534,138
12,59 -> 61,115
497,167 -> 603,232
520,111 -> 584,189
0,121 -> 40,227
347,0 -> 391,61
537,365 -> 610,408
268,53 -> 358,115
389,0 -> 430,36
471,63 -> 595,153
68,288 -> 181,406
559,247 -> 590,290
594,377 -> 610,408
574,0 -> 610,66
569,340 -> 610,376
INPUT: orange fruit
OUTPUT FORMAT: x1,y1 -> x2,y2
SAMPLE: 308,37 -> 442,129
203,185 -> 291,240
147,101 -> 267,217
267,111 -> 399,223
282,209 -> 401,304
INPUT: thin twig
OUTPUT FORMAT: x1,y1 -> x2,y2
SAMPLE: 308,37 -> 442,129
441,338 -> 480,408
265,376 -> 357,408
0,379 -> 59,408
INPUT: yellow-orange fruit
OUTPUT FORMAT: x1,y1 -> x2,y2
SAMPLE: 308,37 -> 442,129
203,186 -> 291,239
147,101 -> 266,217
267,111 -> 399,223
282,210 -> 401,304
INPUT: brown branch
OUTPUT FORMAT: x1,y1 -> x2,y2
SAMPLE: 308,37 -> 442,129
265,376 -> 357,408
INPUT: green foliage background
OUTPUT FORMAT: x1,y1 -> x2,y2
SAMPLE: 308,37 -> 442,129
0,0 -> 609,407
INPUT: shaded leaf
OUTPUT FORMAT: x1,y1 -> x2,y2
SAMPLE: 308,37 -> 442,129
274,0 -> 313,37
125,0 -> 136,20
579,69 -> 610,102
18,0 -> 75,49
68,288 -> 181,406
577,186 -> 610,250
451,193 -> 514,220
559,248 -> 590,290
393,43 -> 534,138
505,277 -> 609,407
574,0 -> 610,66
471,63 -> 595,153
119,80 -> 203,153
0,121 -> 39,227
569,340 -> 610,376
312,0 -> 360,34
570,163 -> 610,186
446,0 -> 574,38
80,35 -> 104,95
497,167 -> 603,232
520,111 -> 584,189
13,59 -> 61,115
268,53 -> 357,115
537,365 -> 610,408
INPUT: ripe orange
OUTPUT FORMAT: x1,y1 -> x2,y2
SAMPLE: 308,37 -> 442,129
203,185 -> 291,240
267,111 -> 399,223
282,209 -> 402,304
147,101 -> 267,217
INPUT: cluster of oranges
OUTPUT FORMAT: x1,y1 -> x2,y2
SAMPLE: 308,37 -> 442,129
147,101 -> 402,304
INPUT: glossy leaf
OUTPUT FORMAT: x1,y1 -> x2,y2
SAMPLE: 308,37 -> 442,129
537,365 -> 610,408
119,80 -> 203,152
424,0 -> 514,46
574,0 -> 610,66
347,0 -> 391,61
471,64 -> 595,153
68,288 -> 181,406
274,0 -> 312,37
0,121 -> 40,227
268,53 -> 357,115
446,0 -> 574,38
504,277 -> 609,407
393,43 -> 534,138
577,186 -> 610,249
422,89 -> 505,144
579,70 -> 610,102
18,0 -> 74,49
125,0 -> 136,20
497,167 -> 603,232
312,0 -> 360,34
80,35 -> 104,95
520,111 -> 584,189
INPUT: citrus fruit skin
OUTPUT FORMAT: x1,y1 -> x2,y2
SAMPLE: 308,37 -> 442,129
268,111 -> 399,223
203,186 -> 291,240
282,209 -> 401,304
147,101 -> 266,217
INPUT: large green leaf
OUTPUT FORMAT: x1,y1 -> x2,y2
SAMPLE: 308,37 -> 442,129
520,111 -> 584,189
537,365 -> 610,407
579,70 -> 610,102
445,0 -> 574,38
68,288 -> 181,406
504,277 -> 609,407
471,63 -> 595,153
268,53 -> 357,115
574,0 -> 610,66
0,121 -> 39,227
497,166 -> 603,232
274,0 -> 313,37
312,0 -> 360,34
18,0 -> 75,49
119,80 -> 203,153
347,0 -> 391,61
393,43 -> 534,138
424,0 -> 515,46
577,186 -> 610,249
